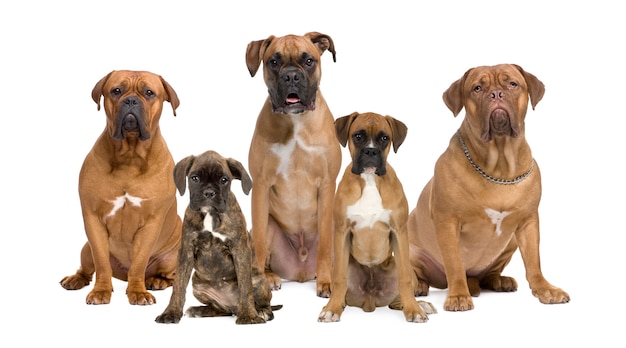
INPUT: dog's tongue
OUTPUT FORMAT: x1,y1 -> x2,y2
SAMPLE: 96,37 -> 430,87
286,96 -> 300,104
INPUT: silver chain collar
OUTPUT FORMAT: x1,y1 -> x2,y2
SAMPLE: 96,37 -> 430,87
457,132 -> 534,185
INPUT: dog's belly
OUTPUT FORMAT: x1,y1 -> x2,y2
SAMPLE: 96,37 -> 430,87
346,173 -> 392,266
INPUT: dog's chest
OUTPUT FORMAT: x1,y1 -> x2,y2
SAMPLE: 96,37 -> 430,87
270,116 -> 324,177
346,173 -> 391,229
202,213 -> 229,242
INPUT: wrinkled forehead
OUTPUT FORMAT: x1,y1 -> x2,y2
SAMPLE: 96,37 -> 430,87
466,65 -> 524,87
106,71 -> 162,90
351,115 -> 391,135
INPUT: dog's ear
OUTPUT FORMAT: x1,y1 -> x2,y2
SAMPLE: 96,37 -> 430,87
443,68 -> 472,117
227,158 -> 253,195
335,112 -> 359,147
173,155 -> 195,196
385,115 -> 408,153
512,64 -> 545,110
246,36 -> 275,77
305,32 -> 337,63
160,76 -> 180,116
91,71 -> 114,111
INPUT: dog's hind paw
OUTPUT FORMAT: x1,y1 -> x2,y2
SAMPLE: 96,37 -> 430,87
60,273 -> 92,290
318,310 -> 341,322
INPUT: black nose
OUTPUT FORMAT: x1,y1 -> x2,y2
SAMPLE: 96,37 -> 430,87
281,67 -> 303,84
204,189 -> 216,199
363,147 -> 379,157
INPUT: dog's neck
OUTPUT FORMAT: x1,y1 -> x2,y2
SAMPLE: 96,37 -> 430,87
200,208 -> 228,242
457,131 -> 534,185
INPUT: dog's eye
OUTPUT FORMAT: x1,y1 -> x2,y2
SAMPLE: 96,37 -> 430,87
305,58 -> 314,66
509,81 -> 518,88
220,176 -> 229,185
380,135 -> 390,144
353,133 -> 364,143
473,86 -> 482,92
145,89 -> 155,98
190,175 -> 199,182
111,88 -> 122,96
269,59 -> 279,68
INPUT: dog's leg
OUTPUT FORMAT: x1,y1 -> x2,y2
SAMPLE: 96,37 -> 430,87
250,183 -> 282,291
315,181 -> 335,298
435,220 -> 474,311
232,236 -> 266,325
515,216 -> 570,304
318,224 -> 351,322
155,229 -> 196,324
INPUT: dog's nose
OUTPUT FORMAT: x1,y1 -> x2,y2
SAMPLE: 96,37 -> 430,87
281,67 -> 303,84
363,147 -> 379,157
490,89 -> 504,100
204,189 -> 217,199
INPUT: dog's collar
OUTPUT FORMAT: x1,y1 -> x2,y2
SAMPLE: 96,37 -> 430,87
457,131 -> 534,185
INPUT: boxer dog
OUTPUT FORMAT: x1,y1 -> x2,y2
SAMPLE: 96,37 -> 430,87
60,70 -> 182,305
408,64 -> 570,311
155,151 -> 281,324
245,32 -> 342,297
318,112 -> 436,322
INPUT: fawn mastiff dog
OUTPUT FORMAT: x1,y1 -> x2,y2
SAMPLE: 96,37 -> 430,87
60,70 -> 182,305
245,32 -> 342,297
155,151 -> 281,324
408,64 -> 570,311
319,112 -> 436,322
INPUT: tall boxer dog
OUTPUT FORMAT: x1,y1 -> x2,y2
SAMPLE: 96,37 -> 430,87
60,70 -> 182,305
319,112 -> 436,322
156,151 -> 281,324
408,64 -> 570,311
245,32 -> 341,297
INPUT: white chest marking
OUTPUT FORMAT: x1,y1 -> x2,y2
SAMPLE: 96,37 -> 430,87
346,173 -> 391,229
270,115 -> 321,177
485,208 -> 511,236
202,212 -> 228,242
107,193 -> 145,218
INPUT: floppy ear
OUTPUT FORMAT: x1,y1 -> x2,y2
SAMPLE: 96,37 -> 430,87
442,68 -> 473,117
305,32 -> 337,62
334,112 -> 359,147
385,115 -> 408,153
245,36 -> 275,77
227,158 -> 253,195
91,71 -> 114,111
513,64 -> 545,110
160,76 -> 180,116
173,155 -> 195,196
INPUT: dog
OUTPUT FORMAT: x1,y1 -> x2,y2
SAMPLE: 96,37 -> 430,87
318,112 -> 436,322
408,64 -> 570,311
155,150 -> 281,324
245,32 -> 342,297
60,70 -> 182,305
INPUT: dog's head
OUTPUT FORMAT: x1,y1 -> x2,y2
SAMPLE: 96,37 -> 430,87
335,112 -> 407,176
173,151 -> 252,213
245,32 -> 336,115
442,64 -> 544,142
91,70 -> 180,141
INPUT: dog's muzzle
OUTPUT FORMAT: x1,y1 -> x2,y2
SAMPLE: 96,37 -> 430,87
270,67 -> 316,114
113,96 -> 150,140
353,146 -> 386,176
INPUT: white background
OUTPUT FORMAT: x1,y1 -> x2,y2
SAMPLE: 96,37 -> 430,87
1,1 -> 622,346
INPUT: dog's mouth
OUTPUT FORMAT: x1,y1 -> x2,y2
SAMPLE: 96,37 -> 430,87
114,113 -> 150,141
273,93 -> 316,114
363,167 -> 376,174
481,108 -> 519,142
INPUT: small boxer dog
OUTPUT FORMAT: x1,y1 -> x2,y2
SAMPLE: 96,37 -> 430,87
408,64 -> 570,311
246,32 -> 342,297
318,112 -> 436,323
155,151 -> 280,324
60,70 -> 182,305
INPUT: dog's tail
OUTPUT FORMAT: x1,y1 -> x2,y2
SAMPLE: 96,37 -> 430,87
271,304 -> 283,311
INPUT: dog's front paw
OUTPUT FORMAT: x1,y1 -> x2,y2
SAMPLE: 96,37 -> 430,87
532,285 -> 570,304
155,311 -> 183,324
126,290 -> 156,305
86,289 -> 112,305
318,308 -> 342,322
236,314 -> 267,325
316,281 -> 331,298
403,300 -> 437,323
444,294 -> 474,311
